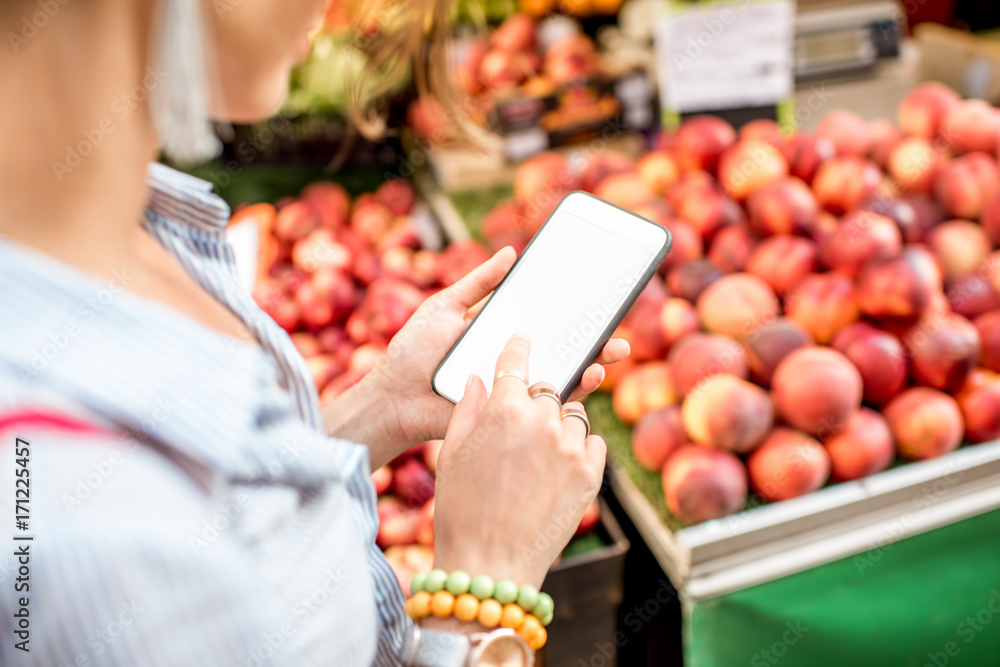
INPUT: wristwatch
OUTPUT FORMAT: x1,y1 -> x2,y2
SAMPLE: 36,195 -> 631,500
403,625 -> 534,667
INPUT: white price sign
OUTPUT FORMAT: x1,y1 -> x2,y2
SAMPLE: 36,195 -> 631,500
654,0 -> 794,114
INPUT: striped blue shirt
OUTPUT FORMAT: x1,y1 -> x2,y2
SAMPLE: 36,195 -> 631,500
0,164 -> 415,666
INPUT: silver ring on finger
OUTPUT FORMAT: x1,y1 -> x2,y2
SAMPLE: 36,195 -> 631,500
560,406 -> 591,437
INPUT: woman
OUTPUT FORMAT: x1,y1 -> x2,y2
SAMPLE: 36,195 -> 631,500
0,1 -> 628,665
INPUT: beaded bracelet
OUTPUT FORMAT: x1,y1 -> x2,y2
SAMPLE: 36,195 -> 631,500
404,570 -> 554,650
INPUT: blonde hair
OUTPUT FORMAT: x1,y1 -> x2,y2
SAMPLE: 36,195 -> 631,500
344,0 -> 481,143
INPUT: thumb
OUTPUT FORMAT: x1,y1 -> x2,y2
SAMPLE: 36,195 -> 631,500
440,375 -> 488,467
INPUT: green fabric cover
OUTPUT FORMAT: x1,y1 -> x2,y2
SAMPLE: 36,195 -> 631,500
688,508 -> 1000,666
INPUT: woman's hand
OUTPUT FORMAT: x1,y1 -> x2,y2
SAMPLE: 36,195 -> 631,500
430,335 -> 607,590
337,246 -> 629,469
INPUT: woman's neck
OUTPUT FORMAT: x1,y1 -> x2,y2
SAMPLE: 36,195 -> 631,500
0,0 -> 159,278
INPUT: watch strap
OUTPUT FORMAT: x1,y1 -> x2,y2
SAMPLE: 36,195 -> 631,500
404,625 -> 472,667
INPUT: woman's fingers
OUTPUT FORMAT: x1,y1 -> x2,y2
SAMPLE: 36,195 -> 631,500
595,338 -> 630,365
528,381 -> 562,417
442,375 -> 487,449
566,364 -> 605,403
445,246 -> 516,310
492,334 -> 531,397
559,401 -> 590,443
584,434 -> 608,479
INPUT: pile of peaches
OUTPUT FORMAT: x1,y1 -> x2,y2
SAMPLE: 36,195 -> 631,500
479,81 -> 1000,525
235,178 -> 598,589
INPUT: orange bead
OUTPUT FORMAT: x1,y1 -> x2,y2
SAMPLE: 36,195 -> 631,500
529,626 -> 548,651
431,591 -> 456,618
477,599 -> 503,628
500,603 -> 526,629
519,615 -> 541,643
406,591 -> 432,619
454,594 -> 480,622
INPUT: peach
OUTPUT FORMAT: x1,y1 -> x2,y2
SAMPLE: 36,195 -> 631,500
659,298 -> 700,351
747,177 -> 819,236
514,152 -> 578,206
667,170 -> 716,209
823,408 -> 894,482
975,311 -> 1000,373
927,220 -> 992,278
594,173 -> 655,210
491,13 -> 536,51
743,318 -> 813,387
772,346 -> 863,436
748,429 -> 830,502
788,133 -> 836,184
290,331 -> 322,358
935,152 -> 1000,220
832,323 -> 907,405
347,277 -> 424,345
866,193 -> 943,244
438,240 -> 490,286
815,109 -> 872,157
883,387 -> 963,460
682,374 -> 773,454
982,194 -> 1000,245
632,406 -> 687,471
676,189 -> 744,240
956,369 -> 1000,443
819,211 -> 902,278
667,260 -> 722,303
375,179 -> 416,217
946,275 -> 1000,320
812,157 -> 882,215
718,139 -> 789,200
739,119 -> 787,155
696,273 -> 780,340
599,354 -> 635,393
371,465 -> 393,495
305,354 -> 344,391
292,227 -> 352,273
659,219 -> 703,272
392,458 -> 435,507
662,445 -> 747,524
377,498 -> 420,548
481,200 -> 529,253
938,98 -> 1000,155
888,136 -> 944,194
302,182 -> 351,228
298,268 -> 359,330
868,118 -> 905,169
675,115 -> 737,174
898,82 -> 961,139
856,253 -> 934,324
708,224 -> 755,273
274,200 -> 320,243
746,235 -> 818,296
457,38 -> 489,95
785,273 -> 859,344
543,33 -> 599,86
580,151 -> 635,192
612,361 -> 677,424
350,195 -> 394,243
623,296 -> 668,361
637,151 -> 681,195
906,312 -> 980,393
668,332 -> 749,397
408,96 -> 449,144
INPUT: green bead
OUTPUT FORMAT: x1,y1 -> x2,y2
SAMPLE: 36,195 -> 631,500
445,570 -> 471,596
494,579 -> 518,605
470,575 -> 495,600
425,569 -> 448,593
539,608 -> 554,627
533,592 -> 554,620
410,572 -> 427,595
515,585 -> 539,612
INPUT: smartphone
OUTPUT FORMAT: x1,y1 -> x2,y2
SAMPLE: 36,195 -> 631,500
433,191 -> 672,403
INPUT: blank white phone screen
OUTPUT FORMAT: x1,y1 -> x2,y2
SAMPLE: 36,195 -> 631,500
439,204 -> 660,398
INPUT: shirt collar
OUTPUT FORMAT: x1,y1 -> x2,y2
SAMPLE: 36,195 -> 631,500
146,163 -> 231,230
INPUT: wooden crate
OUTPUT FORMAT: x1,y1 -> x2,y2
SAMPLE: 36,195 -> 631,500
539,498 -> 630,667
